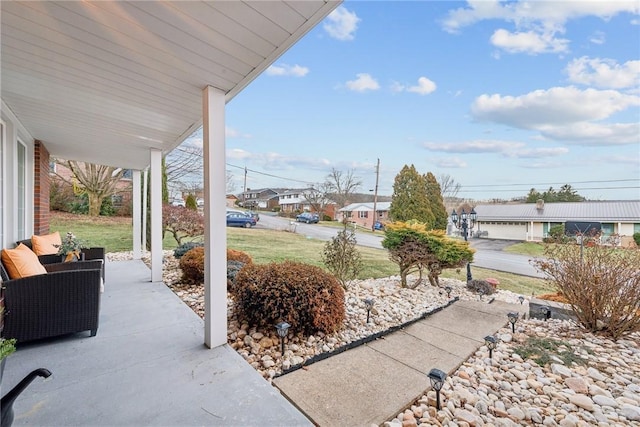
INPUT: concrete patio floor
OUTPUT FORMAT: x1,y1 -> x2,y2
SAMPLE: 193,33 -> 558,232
2,259 -> 311,427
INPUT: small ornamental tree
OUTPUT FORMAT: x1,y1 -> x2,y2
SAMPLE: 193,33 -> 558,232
382,221 -> 474,288
185,194 -> 198,210
162,204 -> 204,245
532,238 -> 640,340
322,223 -> 362,289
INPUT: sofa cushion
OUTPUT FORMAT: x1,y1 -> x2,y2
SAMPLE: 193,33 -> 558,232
31,231 -> 62,256
1,243 -> 48,279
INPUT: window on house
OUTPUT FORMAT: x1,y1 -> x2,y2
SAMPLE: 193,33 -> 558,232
358,211 -> 368,218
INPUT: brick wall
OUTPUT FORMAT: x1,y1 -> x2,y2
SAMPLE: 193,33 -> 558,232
33,140 -> 50,235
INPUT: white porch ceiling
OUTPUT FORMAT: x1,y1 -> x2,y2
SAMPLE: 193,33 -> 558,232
1,1 -> 339,170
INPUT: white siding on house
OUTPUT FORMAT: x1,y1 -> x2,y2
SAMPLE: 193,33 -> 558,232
478,222 -> 528,241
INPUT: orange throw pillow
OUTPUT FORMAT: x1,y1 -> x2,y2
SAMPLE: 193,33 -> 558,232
31,231 -> 62,256
1,243 -> 48,279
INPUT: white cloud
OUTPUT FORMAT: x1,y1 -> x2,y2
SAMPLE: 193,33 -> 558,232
324,6 -> 360,41
443,1 -> 640,33
266,64 -> 309,77
589,30 -> 606,45
540,122 -> 640,145
345,73 -> 380,92
391,77 -> 437,95
473,87 -> 638,125
442,1 -> 639,55
434,157 -> 468,168
424,140 -> 524,153
471,86 -> 640,144
508,147 -> 569,158
424,140 -> 568,159
490,29 -> 569,54
408,77 -> 437,95
226,127 -> 252,139
565,57 -> 640,89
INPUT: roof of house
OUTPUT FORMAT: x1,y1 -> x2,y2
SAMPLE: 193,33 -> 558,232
339,202 -> 392,212
475,201 -> 640,222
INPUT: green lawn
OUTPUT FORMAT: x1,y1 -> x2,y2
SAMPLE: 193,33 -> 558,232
504,241 -> 547,257
51,212 -> 552,296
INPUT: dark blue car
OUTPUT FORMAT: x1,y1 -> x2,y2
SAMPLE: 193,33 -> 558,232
296,212 -> 319,224
226,212 -> 256,228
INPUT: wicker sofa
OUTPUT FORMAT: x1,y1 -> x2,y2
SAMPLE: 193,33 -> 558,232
0,258 -> 102,343
15,239 -> 106,282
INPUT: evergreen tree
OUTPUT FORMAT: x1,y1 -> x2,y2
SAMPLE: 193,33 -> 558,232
185,193 -> 198,210
526,188 -> 543,203
556,184 -> 585,202
389,165 -> 433,225
424,172 -> 448,230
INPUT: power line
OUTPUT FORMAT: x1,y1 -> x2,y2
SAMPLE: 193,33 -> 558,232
226,163 -> 316,185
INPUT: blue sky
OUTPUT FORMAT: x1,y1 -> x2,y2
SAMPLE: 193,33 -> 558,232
188,1 -> 640,201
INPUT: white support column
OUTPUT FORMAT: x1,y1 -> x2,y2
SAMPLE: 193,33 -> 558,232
203,86 -> 227,348
150,150 -> 163,282
142,168 -> 148,252
132,170 -> 142,260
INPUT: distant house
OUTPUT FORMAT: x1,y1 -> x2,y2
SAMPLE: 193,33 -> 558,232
240,188 -> 282,210
277,188 -> 312,213
226,194 -> 238,208
338,202 -> 391,229
472,200 -> 640,245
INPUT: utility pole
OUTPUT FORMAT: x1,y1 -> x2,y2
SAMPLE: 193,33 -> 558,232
242,166 -> 247,207
372,158 -> 379,231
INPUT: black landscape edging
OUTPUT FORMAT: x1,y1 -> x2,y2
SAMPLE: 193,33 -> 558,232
274,297 -> 460,378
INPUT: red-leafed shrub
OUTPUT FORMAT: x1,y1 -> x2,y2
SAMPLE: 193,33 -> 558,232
232,261 -> 345,335
179,246 -> 204,284
162,204 -> 204,246
227,248 -> 253,265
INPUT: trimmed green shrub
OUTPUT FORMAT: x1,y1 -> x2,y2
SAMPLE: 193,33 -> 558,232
232,261 -> 345,335
179,246 -> 204,284
467,279 -> 495,295
174,242 -> 203,259
634,232 -> 640,247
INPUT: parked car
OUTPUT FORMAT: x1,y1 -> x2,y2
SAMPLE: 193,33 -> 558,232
171,199 -> 185,207
374,221 -> 385,231
227,208 -> 259,222
226,212 -> 256,228
296,212 -> 319,224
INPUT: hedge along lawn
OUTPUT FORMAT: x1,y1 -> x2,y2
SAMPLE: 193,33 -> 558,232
51,212 -> 553,295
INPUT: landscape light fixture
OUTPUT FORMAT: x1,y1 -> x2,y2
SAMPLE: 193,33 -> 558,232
518,296 -> 525,305
484,335 -> 497,359
450,208 -> 477,242
363,298 -> 375,324
428,368 -> 447,410
466,262 -> 473,282
540,306 -> 552,321
507,312 -> 519,333
445,286 -> 452,299
275,321 -> 291,356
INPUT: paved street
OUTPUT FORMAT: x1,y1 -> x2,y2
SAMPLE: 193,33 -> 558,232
257,214 -> 544,278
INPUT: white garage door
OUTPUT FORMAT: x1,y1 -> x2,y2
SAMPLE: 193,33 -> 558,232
478,222 -> 527,241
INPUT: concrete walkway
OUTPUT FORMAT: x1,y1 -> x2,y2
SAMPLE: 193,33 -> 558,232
3,260 -> 311,427
274,299 -> 526,427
